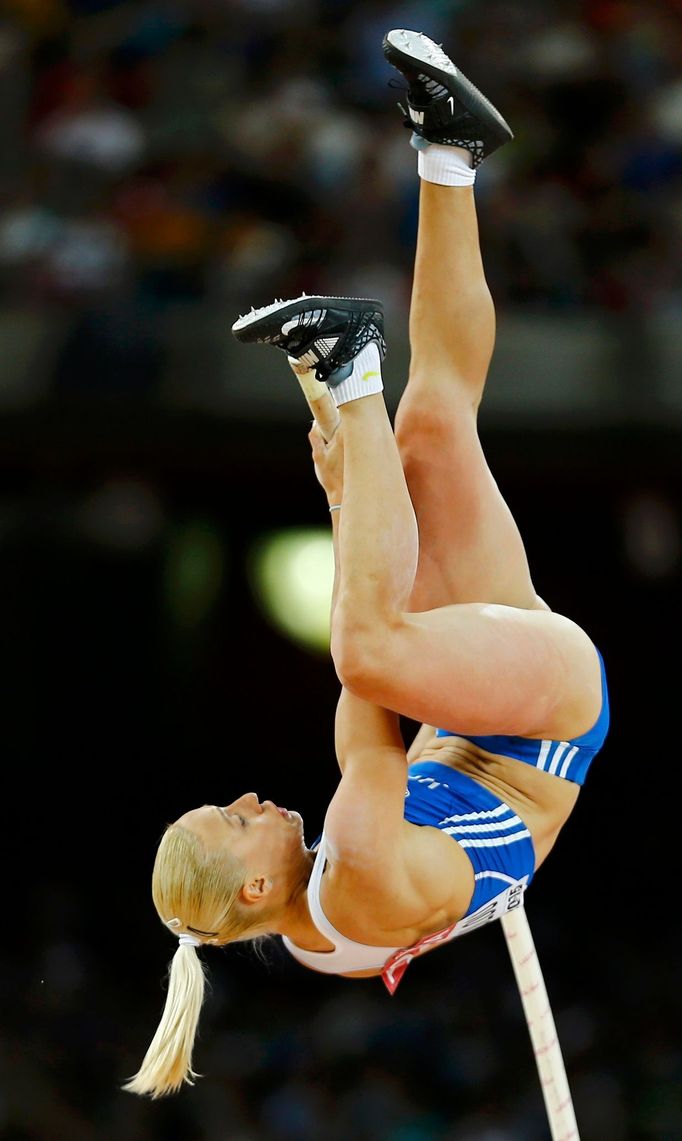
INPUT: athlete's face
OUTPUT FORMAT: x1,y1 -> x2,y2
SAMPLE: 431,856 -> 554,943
176,793 -> 306,880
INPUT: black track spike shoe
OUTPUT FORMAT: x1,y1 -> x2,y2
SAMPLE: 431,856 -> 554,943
382,28 -> 513,167
231,294 -> 386,385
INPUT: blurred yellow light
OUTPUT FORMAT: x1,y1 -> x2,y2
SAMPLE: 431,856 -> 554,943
249,528 -> 334,655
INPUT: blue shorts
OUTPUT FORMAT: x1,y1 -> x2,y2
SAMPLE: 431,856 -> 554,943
435,647 -> 610,786
404,762 -> 535,917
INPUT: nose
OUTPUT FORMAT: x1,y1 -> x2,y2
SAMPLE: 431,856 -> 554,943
223,792 -> 262,815
237,792 -> 261,811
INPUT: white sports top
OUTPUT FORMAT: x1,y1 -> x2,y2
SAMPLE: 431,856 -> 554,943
281,830 -> 529,994
281,834 -> 403,975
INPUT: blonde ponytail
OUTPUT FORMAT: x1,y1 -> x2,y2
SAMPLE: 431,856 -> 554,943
122,940 -> 206,1098
124,823 -> 264,1098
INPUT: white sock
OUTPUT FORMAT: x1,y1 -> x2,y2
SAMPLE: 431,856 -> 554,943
331,342 -> 383,406
417,143 -> 476,187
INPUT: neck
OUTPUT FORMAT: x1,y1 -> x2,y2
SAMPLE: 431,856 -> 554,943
271,845 -> 322,947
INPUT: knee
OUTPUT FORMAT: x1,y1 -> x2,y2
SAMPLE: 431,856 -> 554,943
394,397 -> 438,457
331,606 -> 397,699
396,385 -> 476,443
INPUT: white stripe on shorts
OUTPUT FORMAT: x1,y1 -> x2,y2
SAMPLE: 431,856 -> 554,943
559,745 -> 579,778
439,802 -> 511,825
548,742 -> 569,775
536,740 -> 552,771
474,871 -> 518,887
458,829 -> 531,849
444,815 -> 525,836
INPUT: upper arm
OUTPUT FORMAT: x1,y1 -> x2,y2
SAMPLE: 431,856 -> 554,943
323,690 -> 475,929
324,688 -> 409,873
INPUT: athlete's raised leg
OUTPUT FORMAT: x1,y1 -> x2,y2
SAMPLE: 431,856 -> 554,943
229,35 -> 601,735
383,31 -> 543,613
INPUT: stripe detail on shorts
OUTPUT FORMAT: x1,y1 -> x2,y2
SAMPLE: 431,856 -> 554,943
441,803 -> 530,848
404,762 -> 536,919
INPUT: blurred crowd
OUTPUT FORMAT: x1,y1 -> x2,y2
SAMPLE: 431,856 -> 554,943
10,893 -> 680,1140
0,0 -> 680,349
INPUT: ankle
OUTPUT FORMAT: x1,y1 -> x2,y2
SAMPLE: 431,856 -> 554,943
417,144 -> 476,187
331,342 -> 384,406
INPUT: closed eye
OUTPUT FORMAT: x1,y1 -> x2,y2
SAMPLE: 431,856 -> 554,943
214,806 -> 247,828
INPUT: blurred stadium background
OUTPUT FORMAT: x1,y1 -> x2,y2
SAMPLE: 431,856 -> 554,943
2,1 -> 680,1138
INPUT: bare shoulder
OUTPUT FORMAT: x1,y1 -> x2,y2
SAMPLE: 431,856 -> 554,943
320,819 -> 475,946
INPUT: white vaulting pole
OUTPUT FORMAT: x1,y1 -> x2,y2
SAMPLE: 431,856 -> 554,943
501,906 -> 580,1140
288,356 -> 340,442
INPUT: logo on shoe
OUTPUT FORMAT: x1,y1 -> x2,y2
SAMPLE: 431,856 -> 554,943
362,371 -> 379,383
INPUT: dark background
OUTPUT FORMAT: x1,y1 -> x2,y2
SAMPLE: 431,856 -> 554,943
1,1 -> 680,1139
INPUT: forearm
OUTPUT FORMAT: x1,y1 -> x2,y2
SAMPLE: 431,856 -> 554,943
330,509 -> 341,621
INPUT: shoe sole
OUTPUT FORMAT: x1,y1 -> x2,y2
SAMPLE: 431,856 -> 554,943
383,29 -> 513,146
232,294 -> 384,342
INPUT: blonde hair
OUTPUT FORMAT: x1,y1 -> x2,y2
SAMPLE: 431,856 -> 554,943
123,823 -> 268,1099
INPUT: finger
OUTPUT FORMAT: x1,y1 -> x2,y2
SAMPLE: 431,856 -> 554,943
309,423 -> 326,451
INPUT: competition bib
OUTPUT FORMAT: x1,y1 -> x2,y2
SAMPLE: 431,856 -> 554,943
381,876 -> 528,995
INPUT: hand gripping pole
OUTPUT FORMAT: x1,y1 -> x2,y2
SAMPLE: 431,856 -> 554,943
287,356 -> 340,443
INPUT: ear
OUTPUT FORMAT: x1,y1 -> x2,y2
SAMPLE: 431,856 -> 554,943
241,875 -> 273,905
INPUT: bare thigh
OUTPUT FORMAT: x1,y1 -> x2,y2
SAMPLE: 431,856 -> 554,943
395,381 -> 542,612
